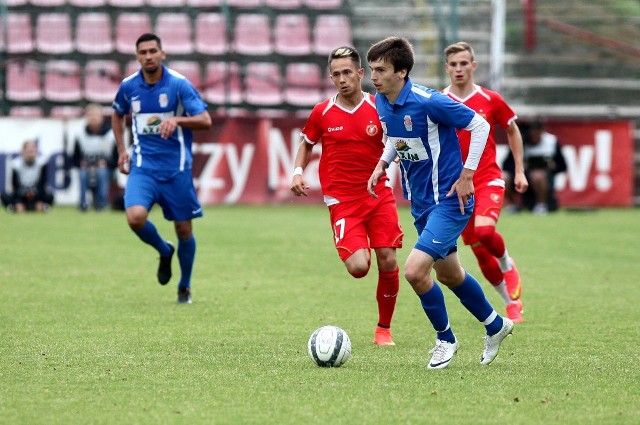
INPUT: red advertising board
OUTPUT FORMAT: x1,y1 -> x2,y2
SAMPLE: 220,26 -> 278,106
191,117 -> 634,208
547,120 -> 634,207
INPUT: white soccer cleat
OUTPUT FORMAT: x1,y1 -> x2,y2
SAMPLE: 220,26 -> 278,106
427,339 -> 458,369
480,318 -> 514,365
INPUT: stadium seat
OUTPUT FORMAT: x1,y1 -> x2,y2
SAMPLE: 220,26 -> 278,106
30,0 -> 66,6
7,14 -> 34,54
167,61 -> 203,91
50,106 -> 85,118
83,60 -> 122,103
232,14 -> 273,56
6,61 -> 42,102
115,13 -> 152,54
36,13 -> 74,54
125,60 -> 141,77
265,0 -> 302,9
195,13 -> 228,56
274,14 -> 312,56
69,0 -> 107,6
155,14 -> 193,55
10,106 -> 44,118
76,13 -> 113,55
203,61 -> 242,105
312,15 -> 352,55
5,0 -> 28,6
44,60 -> 82,103
147,0 -> 185,6
186,0 -> 221,6
284,62 -> 323,107
304,0 -> 342,9
227,0 -> 262,7
108,0 -> 145,7
244,62 -> 283,106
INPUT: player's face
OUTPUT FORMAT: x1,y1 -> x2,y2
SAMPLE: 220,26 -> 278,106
136,40 -> 166,75
445,51 -> 476,87
329,57 -> 363,97
369,59 -> 406,102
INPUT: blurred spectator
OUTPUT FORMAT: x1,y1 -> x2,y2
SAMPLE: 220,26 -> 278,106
503,119 -> 567,214
1,140 -> 54,213
72,103 -> 118,211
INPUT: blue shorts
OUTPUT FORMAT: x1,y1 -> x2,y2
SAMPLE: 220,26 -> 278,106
412,198 -> 473,260
125,168 -> 203,222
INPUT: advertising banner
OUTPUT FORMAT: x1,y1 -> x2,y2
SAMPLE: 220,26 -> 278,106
0,117 -> 634,208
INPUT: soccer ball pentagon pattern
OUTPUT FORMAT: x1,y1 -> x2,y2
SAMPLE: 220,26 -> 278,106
308,325 -> 351,367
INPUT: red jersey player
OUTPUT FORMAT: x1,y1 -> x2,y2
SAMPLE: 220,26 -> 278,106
442,41 -> 528,323
290,46 -> 404,345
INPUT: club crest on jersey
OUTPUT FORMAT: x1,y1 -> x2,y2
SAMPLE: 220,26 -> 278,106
132,100 -> 141,113
366,122 -> 379,136
403,115 -> 413,131
159,93 -> 169,108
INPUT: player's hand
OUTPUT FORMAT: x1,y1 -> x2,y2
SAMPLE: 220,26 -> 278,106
514,171 -> 529,193
290,175 -> 309,197
447,168 -> 475,214
368,166 -> 385,199
159,118 -> 178,139
117,151 -> 130,175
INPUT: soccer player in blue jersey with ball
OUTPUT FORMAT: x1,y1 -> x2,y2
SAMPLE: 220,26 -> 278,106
366,36 -> 514,368
112,33 -> 212,304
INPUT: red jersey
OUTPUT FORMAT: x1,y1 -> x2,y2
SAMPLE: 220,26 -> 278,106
443,84 -> 517,188
301,93 -> 387,202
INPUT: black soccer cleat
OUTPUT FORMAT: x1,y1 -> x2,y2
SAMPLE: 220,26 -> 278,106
177,287 -> 192,304
157,242 -> 175,285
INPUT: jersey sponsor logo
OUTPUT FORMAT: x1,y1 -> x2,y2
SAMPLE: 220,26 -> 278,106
366,122 -> 379,136
159,93 -> 169,108
391,137 -> 429,162
134,112 -> 173,135
327,126 -> 344,132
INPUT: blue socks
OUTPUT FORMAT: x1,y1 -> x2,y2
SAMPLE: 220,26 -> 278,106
177,236 -> 196,290
450,272 -> 504,335
135,221 -> 172,256
418,284 -> 456,343
134,221 -> 196,291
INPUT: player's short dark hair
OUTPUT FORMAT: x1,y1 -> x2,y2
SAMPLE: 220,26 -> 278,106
366,36 -> 414,78
328,46 -> 361,68
136,33 -> 162,51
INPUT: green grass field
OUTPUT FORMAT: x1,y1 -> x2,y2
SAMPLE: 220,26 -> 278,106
1,205 -> 639,425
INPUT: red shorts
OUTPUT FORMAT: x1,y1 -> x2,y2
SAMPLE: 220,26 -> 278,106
460,184 -> 504,246
328,188 -> 404,262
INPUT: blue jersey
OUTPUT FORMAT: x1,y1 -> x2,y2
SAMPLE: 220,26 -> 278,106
376,78 -> 475,210
112,65 -> 207,172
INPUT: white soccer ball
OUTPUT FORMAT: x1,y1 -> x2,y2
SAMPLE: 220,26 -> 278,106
307,325 -> 351,367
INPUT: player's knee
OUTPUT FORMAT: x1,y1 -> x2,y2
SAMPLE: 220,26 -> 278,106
474,225 -> 496,246
347,263 -> 370,279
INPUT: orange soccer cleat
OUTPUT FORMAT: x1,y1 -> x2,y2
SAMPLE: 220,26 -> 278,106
504,257 -> 522,300
374,326 -> 396,346
506,299 -> 524,324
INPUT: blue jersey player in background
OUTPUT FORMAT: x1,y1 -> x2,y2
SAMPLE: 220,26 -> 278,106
112,33 -> 212,304
366,36 -> 514,369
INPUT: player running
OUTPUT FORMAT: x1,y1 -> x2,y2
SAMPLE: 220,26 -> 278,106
291,46 -> 404,346
442,41 -> 527,323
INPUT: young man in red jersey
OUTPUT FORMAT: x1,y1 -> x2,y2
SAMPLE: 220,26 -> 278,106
442,41 -> 527,323
290,46 -> 404,346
